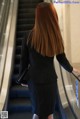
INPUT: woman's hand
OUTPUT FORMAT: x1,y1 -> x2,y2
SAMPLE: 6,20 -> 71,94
72,68 -> 80,77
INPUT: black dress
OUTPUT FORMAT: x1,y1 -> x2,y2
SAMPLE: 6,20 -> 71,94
20,31 -> 73,119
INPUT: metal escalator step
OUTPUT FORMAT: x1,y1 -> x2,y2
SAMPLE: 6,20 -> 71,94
18,8 -> 35,14
13,68 -> 19,75
14,64 -> 20,70
16,38 -> 23,42
11,84 -> 28,91
19,3 -> 37,8
18,18 -> 34,25
18,13 -> 35,19
15,54 -> 21,59
14,55 -> 21,66
16,39 -> 22,45
10,85 -> 30,98
17,31 -> 25,38
15,58 -> 20,64
12,74 -> 19,81
8,98 -> 32,112
16,46 -> 22,54
17,24 -> 34,31
19,0 -> 43,3
8,112 -> 33,119
13,64 -> 20,74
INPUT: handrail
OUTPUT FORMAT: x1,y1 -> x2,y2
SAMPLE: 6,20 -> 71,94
72,72 -> 80,82
0,0 -> 18,111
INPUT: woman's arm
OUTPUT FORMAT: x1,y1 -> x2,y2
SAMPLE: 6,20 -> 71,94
56,53 -> 73,73
56,53 -> 80,77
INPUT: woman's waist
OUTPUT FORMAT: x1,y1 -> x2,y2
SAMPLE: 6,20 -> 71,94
30,63 -> 54,70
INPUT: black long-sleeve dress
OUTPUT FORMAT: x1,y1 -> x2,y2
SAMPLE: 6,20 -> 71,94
20,31 -> 73,119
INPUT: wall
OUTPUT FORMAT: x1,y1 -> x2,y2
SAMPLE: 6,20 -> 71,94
70,5 -> 80,68
55,4 -> 80,69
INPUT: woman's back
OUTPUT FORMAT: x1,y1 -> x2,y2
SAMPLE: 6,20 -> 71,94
28,45 -> 57,84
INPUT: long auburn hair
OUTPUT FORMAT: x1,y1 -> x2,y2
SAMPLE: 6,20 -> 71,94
28,2 -> 64,57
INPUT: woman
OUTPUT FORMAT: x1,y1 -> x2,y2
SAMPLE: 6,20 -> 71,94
21,2 -> 80,119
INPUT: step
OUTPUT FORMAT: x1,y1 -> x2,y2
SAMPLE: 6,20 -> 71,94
12,73 -> 19,81
16,46 -> 22,54
16,39 -> 22,46
8,98 -> 32,112
13,64 -> 20,74
10,85 -> 30,98
8,112 -> 33,119
18,13 -> 35,19
13,68 -> 19,75
17,31 -> 26,38
17,24 -> 34,31
19,2 -> 38,6
14,64 -> 20,71
19,3 -> 37,8
18,18 -> 34,25
19,0 -> 43,3
18,8 -> 35,14
15,54 -> 21,59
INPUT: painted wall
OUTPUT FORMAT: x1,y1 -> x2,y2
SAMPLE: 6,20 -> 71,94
55,4 -> 80,68
70,5 -> 80,66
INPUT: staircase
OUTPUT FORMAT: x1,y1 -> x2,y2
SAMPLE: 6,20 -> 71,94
7,0 -> 43,118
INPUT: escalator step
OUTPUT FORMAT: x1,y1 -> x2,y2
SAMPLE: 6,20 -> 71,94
16,39 -> 22,45
18,8 -> 35,14
16,46 -> 22,54
18,13 -> 35,19
14,64 -> 20,69
16,38 -> 23,42
17,24 -> 34,31
10,85 -> 30,98
12,74 -> 19,83
18,18 -> 34,25
17,31 -> 25,38
14,55 -> 21,67
15,54 -> 21,59
8,112 -> 33,119
19,0 -> 43,3
8,98 -> 32,112
19,3 -> 37,8
14,58 -> 20,65
13,69 -> 19,75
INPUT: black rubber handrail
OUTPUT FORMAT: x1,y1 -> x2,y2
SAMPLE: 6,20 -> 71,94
72,72 -> 80,82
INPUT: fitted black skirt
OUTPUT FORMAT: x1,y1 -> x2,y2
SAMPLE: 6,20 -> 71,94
28,79 -> 57,119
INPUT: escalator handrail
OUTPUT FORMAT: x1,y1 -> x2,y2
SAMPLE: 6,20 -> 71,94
72,72 -> 80,82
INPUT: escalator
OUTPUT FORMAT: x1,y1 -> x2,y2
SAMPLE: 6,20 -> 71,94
1,0 -> 79,119
6,0 -> 65,119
